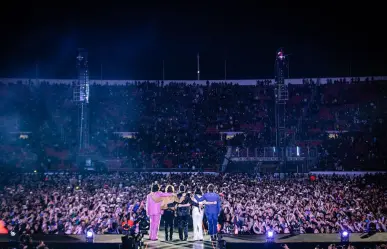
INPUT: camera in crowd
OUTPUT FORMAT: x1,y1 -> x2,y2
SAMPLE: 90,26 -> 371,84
136,212 -> 149,233
121,232 -> 145,249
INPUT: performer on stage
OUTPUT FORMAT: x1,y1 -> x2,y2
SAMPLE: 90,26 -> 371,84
195,184 -> 221,241
146,183 -> 173,241
161,185 -> 181,241
176,185 -> 191,241
191,188 -> 205,241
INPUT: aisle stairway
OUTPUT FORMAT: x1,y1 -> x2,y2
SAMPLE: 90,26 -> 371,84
221,146 -> 232,172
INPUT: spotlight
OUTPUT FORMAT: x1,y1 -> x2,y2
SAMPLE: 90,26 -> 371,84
8,230 -> 18,243
86,230 -> 94,243
340,230 -> 349,242
266,230 -> 274,242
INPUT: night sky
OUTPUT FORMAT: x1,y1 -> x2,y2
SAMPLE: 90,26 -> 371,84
0,2 -> 385,80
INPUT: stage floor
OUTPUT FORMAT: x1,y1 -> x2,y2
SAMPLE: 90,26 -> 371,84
221,232 -> 387,243
1,233 -> 216,249
1,232 -> 386,249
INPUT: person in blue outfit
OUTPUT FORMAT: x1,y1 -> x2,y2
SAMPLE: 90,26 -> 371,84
195,184 -> 221,241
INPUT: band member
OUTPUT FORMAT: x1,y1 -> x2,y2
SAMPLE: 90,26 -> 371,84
191,188 -> 205,241
176,185 -> 191,241
191,188 -> 217,241
146,183 -> 173,241
195,184 -> 221,241
161,185 -> 181,241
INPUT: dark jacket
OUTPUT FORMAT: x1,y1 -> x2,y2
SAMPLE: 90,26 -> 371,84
176,192 -> 191,217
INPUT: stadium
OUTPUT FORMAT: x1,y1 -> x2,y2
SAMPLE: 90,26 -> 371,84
1,3 -> 387,249
1,48 -> 387,249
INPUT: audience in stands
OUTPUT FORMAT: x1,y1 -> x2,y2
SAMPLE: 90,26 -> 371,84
0,78 -> 386,172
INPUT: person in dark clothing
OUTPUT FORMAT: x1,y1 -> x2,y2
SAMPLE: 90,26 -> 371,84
176,185 -> 191,241
161,185 -> 180,241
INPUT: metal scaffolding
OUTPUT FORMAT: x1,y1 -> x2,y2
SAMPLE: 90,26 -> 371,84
274,48 -> 289,171
73,48 -> 90,152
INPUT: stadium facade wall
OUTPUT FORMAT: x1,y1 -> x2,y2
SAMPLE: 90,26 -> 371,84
1,76 -> 387,85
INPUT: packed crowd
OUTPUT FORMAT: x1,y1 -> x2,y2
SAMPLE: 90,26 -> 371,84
1,172 -> 386,236
0,78 -> 386,172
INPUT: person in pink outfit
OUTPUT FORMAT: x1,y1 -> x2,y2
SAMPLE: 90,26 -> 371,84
146,183 -> 174,241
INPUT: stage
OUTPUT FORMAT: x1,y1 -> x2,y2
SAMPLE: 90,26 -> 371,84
1,233 -> 216,249
1,232 -> 386,249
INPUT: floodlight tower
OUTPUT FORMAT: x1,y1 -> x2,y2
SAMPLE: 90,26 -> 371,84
73,48 -> 90,152
274,48 -> 289,169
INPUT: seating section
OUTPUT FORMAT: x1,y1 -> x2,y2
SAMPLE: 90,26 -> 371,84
0,78 -> 386,171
